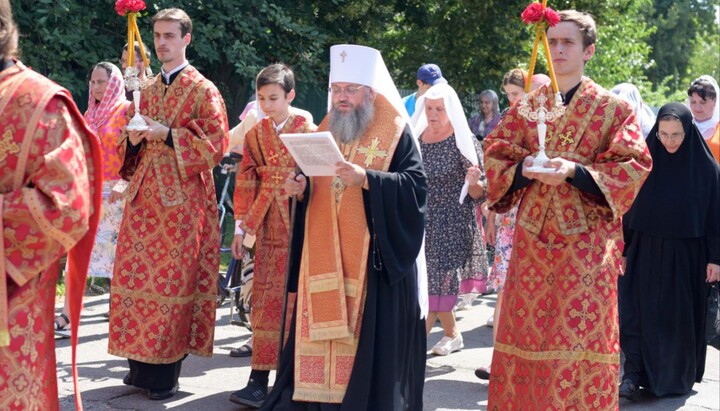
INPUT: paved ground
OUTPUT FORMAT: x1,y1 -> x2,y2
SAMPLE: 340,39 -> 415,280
56,292 -> 719,410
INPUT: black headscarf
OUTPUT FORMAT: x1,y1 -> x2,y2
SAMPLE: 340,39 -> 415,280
624,102 -> 720,238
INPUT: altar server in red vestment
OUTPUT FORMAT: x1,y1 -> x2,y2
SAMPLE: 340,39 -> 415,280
108,7 -> 228,401
483,10 -> 652,410
0,1 -> 103,409
229,63 -> 316,408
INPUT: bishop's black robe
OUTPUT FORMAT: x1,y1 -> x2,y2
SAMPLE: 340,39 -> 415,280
261,124 -> 427,411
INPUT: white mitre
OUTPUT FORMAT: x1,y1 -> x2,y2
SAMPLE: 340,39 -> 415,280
328,44 -> 411,132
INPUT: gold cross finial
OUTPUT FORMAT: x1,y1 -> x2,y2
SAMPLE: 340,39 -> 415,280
340,50 -> 348,63
357,137 -> 388,167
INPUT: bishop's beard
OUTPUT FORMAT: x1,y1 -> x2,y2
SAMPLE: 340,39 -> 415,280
328,97 -> 375,144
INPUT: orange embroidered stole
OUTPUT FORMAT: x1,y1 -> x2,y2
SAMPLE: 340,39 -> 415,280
293,95 -> 404,403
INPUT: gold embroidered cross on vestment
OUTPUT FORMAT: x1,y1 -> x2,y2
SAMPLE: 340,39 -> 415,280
557,131 -> 574,147
357,137 -> 387,167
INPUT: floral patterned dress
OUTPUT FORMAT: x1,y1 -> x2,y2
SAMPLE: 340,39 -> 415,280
421,134 -> 488,311
487,205 -> 518,291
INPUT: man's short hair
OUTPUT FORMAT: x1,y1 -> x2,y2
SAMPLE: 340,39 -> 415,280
153,8 -> 192,37
688,78 -> 717,102
256,63 -> 295,95
555,10 -> 597,48
0,0 -> 18,59
123,41 -> 152,60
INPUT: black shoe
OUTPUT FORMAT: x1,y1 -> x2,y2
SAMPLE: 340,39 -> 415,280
619,379 -> 638,400
229,343 -> 253,358
474,367 -> 491,380
229,382 -> 268,408
147,384 -> 179,401
123,373 -> 132,386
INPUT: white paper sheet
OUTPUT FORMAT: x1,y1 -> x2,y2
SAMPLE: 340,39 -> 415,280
279,131 -> 344,176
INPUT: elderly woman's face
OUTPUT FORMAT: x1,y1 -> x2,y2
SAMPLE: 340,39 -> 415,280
657,119 -> 685,154
424,98 -> 451,131
480,97 -> 493,115
689,92 -> 715,122
89,68 -> 110,103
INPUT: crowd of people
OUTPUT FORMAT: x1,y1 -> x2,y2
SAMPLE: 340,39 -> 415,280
1,1 -> 719,410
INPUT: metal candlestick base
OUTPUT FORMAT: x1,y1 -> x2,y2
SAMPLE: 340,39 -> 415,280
124,66 -> 153,131
518,92 -> 565,173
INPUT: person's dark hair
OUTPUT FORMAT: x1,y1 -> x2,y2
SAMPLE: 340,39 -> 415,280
256,63 -> 295,95
503,68 -> 527,88
554,10 -> 597,48
687,78 -> 717,102
153,8 -> 192,37
123,41 -> 152,60
659,113 -> 682,122
0,0 -> 18,59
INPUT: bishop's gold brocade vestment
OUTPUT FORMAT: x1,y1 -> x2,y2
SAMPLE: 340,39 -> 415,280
234,114 -> 316,370
108,65 -> 228,364
483,79 -> 652,410
0,62 -> 102,411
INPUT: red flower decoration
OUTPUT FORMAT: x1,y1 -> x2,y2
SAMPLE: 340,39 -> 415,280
521,3 -> 544,24
115,0 -> 146,16
544,7 -> 560,27
521,3 -> 561,27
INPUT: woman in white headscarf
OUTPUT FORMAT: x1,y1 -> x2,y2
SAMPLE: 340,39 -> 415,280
413,83 -> 488,356
611,83 -> 656,139
687,75 -> 719,140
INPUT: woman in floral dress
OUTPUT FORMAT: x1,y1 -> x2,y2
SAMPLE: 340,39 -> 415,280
413,82 -> 488,356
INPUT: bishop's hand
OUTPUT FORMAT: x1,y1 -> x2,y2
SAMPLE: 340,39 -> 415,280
335,161 -> 366,187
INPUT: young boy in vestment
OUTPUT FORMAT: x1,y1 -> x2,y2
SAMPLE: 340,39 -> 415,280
229,64 -> 316,408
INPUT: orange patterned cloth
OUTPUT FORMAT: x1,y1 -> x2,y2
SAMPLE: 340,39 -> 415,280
709,123 -> 720,162
234,114 -> 316,370
293,95 -> 404,403
91,101 -> 128,181
0,62 -> 102,411
483,79 -> 652,410
108,65 -> 228,364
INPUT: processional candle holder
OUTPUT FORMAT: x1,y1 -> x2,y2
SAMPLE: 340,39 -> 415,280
518,92 -> 565,172
124,66 -> 154,131
116,0 -> 152,131
518,0 -> 564,173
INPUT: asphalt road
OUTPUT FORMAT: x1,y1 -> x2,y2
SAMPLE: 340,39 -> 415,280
55,292 -> 719,410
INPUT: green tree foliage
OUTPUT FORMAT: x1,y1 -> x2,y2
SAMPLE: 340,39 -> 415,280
643,0 -> 719,91
9,0 -> 717,117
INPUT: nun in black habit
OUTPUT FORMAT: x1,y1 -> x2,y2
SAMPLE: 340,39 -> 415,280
619,102 -> 720,399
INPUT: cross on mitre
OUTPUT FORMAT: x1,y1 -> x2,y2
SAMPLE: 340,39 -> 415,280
340,50 -> 348,63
